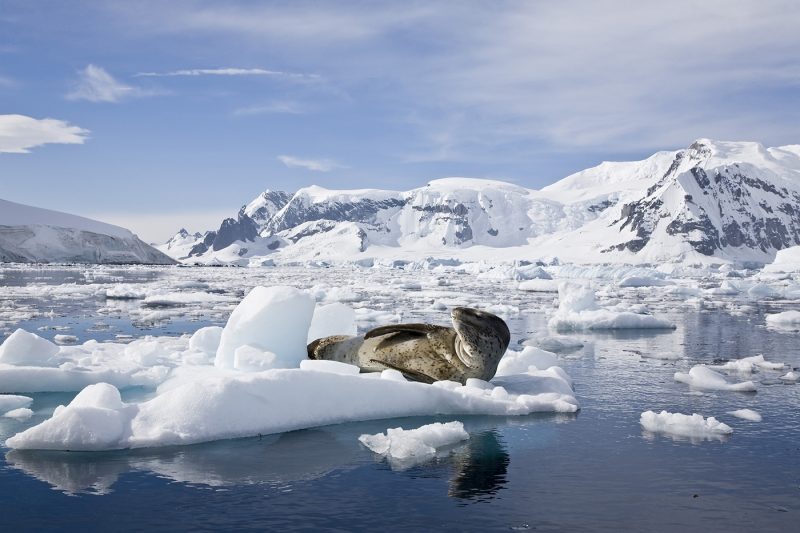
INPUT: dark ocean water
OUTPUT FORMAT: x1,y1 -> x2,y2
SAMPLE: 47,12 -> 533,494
1,266 -> 798,531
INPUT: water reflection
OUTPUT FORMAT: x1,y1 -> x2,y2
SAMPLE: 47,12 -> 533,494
448,430 -> 509,501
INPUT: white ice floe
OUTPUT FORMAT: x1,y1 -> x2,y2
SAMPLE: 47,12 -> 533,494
0,394 -> 33,413
0,332 -> 191,393
105,284 -> 147,299
728,409 -> 762,422
0,329 -> 60,366
214,286 -> 315,370
548,282 -> 674,331
617,275 -> 671,287
54,334 -> 78,345
188,326 -> 223,355
765,310 -> 800,327
495,346 -> 561,377
779,371 -> 799,382
6,357 -> 578,451
709,355 -> 785,373
674,365 -> 757,392
640,410 -> 733,439
517,279 -> 559,292
3,407 -> 33,420
359,421 -> 469,461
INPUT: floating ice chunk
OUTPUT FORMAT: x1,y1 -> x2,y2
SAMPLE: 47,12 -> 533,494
6,383 -> 132,451
188,326 -> 223,355
299,360 -> 361,376
779,371 -> 799,382
517,279 -> 559,292
496,346 -> 559,376
728,409 -> 762,422
7,363 -> 578,451
307,303 -> 357,343
640,410 -> 732,439
709,355 -> 785,373
358,421 -> 469,460
0,329 -> 59,367
674,365 -> 757,392
54,335 -> 78,345
746,283 -> 782,299
105,284 -> 146,299
215,286 -> 315,370
549,283 -> 674,331
0,394 -> 32,412
142,291 -> 230,307
3,407 -> 33,420
618,276 -> 670,287
765,310 -> 800,326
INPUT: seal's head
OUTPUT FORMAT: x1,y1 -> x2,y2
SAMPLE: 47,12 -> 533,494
451,307 -> 510,373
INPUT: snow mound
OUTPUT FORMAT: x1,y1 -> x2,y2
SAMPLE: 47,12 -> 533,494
188,326 -> 223,355
674,365 -> 757,392
0,329 -> 59,366
728,409 -> 762,422
6,357 -> 578,451
358,421 -> 469,461
215,286 -> 315,370
765,310 -> 800,326
640,410 -> 733,439
548,283 -> 674,331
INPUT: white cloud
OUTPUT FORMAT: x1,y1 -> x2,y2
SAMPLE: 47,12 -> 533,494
233,101 -> 306,116
66,64 -> 146,103
0,114 -> 89,154
278,155 -> 344,172
136,67 -> 317,79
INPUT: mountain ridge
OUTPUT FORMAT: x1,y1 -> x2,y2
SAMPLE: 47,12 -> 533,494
159,139 -> 800,266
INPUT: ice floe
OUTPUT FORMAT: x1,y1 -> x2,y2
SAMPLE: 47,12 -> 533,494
548,282 -> 674,331
674,365 -> 757,392
640,410 -> 733,439
359,421 -> 469,463
728,409 -> 762,422
765,310 -> 800,327
708,355 -> 785,373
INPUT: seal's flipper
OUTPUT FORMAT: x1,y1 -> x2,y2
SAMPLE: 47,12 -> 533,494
374,330 -> 427,352
368,358 -> 436,384
364,323 -> 444,340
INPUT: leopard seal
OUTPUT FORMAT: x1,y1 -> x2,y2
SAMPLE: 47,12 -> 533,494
307,307 -> 510,384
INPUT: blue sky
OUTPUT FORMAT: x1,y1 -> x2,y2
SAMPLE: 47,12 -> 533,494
2,1 -> 800,242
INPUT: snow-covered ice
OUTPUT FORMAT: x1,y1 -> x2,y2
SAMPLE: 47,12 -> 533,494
640,410 -> 733,439
674,365 -> 757,392
765,310 -> 800,327
708,355 -> 785,373
359,421 -> 469,463
728,409 -> 762,422
214,286 -> 315,370
548,282 -> 674,331
0,329 -> 60,366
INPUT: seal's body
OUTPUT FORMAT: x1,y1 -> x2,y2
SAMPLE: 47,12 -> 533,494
307,307 -> 510,384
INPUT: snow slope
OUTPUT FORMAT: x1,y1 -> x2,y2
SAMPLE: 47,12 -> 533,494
161,139 -> 800,266
0,198 -> 175,264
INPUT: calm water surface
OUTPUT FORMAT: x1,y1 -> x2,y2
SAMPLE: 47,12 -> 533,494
1,266 -> 798,531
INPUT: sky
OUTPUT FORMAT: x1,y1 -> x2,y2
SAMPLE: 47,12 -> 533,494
2,0 -> 800,243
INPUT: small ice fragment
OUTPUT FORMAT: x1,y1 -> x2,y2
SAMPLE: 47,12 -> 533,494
3,407 -> 33,420
728,409 -> 762,422
640,410 -> 733,438
358,421 -> 469,460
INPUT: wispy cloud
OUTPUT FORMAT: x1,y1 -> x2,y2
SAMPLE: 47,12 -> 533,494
0,114 -> 89,153
233,101 -> 306,116
278,155 -> 344,172
66,64 -> 150,103
136,67 -> 318,80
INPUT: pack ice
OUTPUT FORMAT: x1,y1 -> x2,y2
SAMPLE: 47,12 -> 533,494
5,285 -> 579,451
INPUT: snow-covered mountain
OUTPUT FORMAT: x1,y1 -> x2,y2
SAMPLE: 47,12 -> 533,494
0,199 -> 175,264
160,139 -> 800,266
